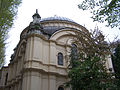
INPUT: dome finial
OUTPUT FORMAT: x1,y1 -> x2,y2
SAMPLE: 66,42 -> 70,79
32,9 -> 41,19
32,9 -> 41,24
36,9 -> 38,14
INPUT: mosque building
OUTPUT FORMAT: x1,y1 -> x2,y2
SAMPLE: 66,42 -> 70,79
0,10 -> 113,90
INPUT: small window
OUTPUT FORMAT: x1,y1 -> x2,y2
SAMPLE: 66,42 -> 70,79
58,52 -> 63,65
58,86 -> 64,90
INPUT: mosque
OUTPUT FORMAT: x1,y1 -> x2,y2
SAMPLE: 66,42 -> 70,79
0,10 -> 113,90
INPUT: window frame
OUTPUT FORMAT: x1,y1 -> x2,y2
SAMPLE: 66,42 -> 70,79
57,52 -> 64,66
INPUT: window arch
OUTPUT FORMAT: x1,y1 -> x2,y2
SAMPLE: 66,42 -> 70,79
58,86 -> 64,90
58,52 -> 63,65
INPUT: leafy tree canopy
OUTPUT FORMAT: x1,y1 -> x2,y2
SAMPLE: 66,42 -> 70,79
66,27 -> 116,90
0,0 -> 21,67
78,0 -> 120,28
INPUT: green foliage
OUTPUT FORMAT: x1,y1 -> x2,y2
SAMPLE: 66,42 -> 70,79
78,0 -> 120,28
0,0 -> 21,31
68,56 -> 115,90
112,42 -> 120,88
66,27 -> 116,90
0,31 -> 5,67
0,0 -> 21,67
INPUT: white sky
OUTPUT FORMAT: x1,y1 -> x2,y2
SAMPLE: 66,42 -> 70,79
5,0 -> 120,65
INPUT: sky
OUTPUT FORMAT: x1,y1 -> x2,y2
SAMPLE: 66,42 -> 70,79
5,0 -> 120,65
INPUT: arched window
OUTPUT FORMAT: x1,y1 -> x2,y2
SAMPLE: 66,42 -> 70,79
71,44 -> 78,60
72,44 -> 77,53
58,86 -> 64,90
58,52 -> 63,65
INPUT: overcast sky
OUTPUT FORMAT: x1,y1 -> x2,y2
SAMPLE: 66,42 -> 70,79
5,0 -> 120,65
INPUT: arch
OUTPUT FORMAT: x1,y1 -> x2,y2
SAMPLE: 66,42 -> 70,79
50,28 -> 79,41
13,39 -> 27,60
58,52 -> 63,65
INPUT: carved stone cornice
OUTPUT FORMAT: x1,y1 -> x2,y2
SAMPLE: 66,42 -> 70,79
23,60 -> 68,76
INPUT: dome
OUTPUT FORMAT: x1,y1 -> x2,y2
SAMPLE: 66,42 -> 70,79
39,15 -> 81,36
20,14 -> 88,39
41,15 -> 76,23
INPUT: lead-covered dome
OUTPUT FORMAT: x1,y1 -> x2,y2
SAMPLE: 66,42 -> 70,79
40,15 -> 83,36
20,11 -> 88,39
41,15 -> 76,23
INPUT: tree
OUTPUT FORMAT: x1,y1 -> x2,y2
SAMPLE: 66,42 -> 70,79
112,41 -> 120,88
0,0 -> 21,67
78,0 -> 120,28
66,27 -> 116,90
